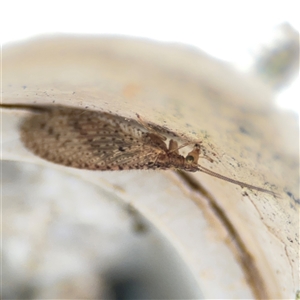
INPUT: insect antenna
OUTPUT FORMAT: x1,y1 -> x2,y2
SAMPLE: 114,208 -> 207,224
196,164 -> 278,197
0,103 -> 49,113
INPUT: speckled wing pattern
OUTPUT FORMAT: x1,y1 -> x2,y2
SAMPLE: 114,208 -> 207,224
20,107 -> 164,170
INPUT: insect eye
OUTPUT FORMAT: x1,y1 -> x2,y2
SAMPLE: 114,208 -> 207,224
186,155 -> 194,164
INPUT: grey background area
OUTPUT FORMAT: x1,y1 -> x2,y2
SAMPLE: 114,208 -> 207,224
1,160 -> 203,299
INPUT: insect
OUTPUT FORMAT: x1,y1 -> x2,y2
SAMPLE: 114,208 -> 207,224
1,103 -> 277,196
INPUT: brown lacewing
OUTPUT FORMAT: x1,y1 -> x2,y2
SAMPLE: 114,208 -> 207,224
1,103 -> 277,196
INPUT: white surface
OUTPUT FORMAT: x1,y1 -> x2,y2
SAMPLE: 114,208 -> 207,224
2,1 -> 299,61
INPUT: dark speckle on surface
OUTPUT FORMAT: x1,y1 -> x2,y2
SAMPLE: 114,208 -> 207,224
286,191 -> 300,205
239,126 -> 250,135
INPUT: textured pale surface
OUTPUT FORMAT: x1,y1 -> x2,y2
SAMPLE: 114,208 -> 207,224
2,35 -> 299,299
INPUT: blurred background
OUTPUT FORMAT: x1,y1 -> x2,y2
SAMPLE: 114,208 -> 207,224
2,0 -> 299,113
